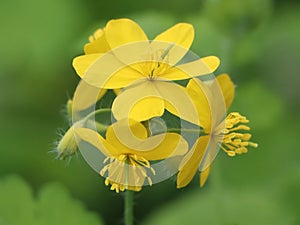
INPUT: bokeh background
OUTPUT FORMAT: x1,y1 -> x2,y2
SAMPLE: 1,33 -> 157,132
1,0 -> 300,224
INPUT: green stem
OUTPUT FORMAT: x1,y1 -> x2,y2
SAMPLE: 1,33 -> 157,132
167,128 -> 207,135
82,108 -> 111,124
124,190 -> 134,225
80,108 -> 111,132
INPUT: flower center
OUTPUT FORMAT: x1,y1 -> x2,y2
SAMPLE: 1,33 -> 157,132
139,48 -> 171,80
219,112 -> 258,157
100,154 -> 156,193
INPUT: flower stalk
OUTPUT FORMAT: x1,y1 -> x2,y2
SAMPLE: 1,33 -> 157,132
124,190 -> 134,225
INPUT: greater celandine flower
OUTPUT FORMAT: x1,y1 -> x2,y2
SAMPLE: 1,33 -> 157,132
176,74 -> 258,188
71,26 -> 121,111
73,18 -> 220,122
56,18 -> 258,195
75,119 -> 188,192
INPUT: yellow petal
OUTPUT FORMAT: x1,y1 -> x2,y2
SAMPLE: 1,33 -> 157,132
207,78 -> 228,126
105,119 -> 148,154
72,80 -> 107,111
216,73 -> 235,110
74,128 -> 117,156
165,81 -> 187,119
113,88 -> 122,96
154,81 -> 201,126
201,56 -> 221,73
79,52 -> 142,89
102,66 -> 143,89
159,65 -> 192,80
186,78 -> 212,131
164,100 -> 178,118
105,18 -> 148,50
165,56 -> 220,79
177,135 -> 210,188
105,119 -> 188,160
129,96 -> 165,121
110,42 -> 151,72
186,78 -> 227,131
154,23 -> 194,49
199,137 -> 220,171
84,32 -> 110,54
134,132 -> 188,160
72,53 -> 103,78
112,81 -> 165,121
153,23 -> 194,64
199,166 -> 211,187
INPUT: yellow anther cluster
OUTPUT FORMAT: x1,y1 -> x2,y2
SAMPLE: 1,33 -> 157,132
100,154 -> 155,193
137,49 -> 171,80
221,112 -> 258,157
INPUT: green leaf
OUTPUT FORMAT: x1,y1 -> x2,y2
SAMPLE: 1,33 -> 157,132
0,176 -> 35,225
0,175 -> 104,225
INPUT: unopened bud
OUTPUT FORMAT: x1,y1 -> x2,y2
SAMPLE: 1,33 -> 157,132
57,126 -> 78,160
66,99 -> 73,119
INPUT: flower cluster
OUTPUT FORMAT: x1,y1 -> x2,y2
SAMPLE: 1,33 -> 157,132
56,18 -> 257,192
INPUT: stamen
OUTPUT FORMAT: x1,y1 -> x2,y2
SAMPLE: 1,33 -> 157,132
100,154 -> 156,192
142,48 -> 171,80
103,156 -> 110,164
220,112 -> 257,157
249,142 -> 258,148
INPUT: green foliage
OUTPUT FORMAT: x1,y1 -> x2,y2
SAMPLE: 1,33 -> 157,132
0,175 -> 104,225
0,0 -> 90,74
202,0 -> 272,33
231,80 -> 283,131
142,184 -> 296,225
257,7 -> 300,108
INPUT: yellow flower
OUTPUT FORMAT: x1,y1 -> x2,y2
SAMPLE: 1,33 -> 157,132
75,119 -> 188,193
73,18 -> 220,121
72,27 -> 120,111
84,28 -> 110,54
176,74 -> 258,188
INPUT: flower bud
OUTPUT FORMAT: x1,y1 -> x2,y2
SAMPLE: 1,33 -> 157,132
66,99 -> 73,119
56,126 -> 78,160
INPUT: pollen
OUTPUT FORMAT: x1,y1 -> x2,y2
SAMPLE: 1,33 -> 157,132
220,112 -> 258,157
100,154 -> 155,193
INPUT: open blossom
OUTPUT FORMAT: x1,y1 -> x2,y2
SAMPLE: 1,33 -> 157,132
72,18 -> 220,121
75,119 -> 188,192
61,18 -> 258,192
177,74 -> 258,188
72,27 -> 121,111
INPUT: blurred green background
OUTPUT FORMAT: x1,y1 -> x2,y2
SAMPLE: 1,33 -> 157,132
1,0 -> 300,224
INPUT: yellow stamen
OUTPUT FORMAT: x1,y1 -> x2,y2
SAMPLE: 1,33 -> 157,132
221,112 -> 257,157
100,154 -> 155,192
138,48 -> 171,80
